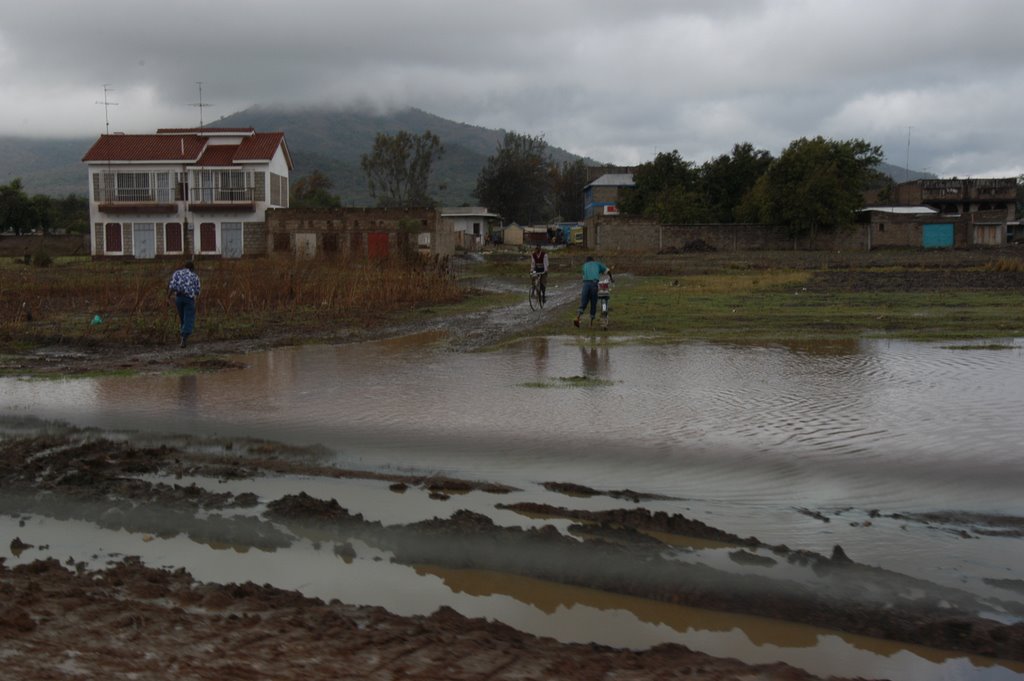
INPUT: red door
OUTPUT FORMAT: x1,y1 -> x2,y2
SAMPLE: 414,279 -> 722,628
200,223 -> 217,253
104,223 -> 123,253
368,232 -> 389,258
165,223 -> 183,253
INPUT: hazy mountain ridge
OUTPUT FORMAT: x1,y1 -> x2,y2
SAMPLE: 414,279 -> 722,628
0,107 -> 935,203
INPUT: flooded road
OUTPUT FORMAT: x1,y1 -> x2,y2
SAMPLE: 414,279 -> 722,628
3,334 -> 1024,680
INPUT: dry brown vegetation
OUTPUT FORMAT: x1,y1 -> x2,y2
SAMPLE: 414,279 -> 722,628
0,255 -> 462,348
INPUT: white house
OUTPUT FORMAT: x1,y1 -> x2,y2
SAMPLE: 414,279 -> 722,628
82,127 -> 292,258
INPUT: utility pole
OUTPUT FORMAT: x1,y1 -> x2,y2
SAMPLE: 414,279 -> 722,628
191,81 -> 212,128
95,85 -> 118,134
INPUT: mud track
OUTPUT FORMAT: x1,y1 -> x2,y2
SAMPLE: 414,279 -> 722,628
2,425 -> 1023,680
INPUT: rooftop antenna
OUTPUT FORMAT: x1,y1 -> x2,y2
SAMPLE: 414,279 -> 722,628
905,126 -> 912,183
191,81 -> 212,127
96,84 -> 118,134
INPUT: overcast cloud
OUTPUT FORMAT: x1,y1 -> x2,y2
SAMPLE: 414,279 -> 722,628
2,0 -> 1022,177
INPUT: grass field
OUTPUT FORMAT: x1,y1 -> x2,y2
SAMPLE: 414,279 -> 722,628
3,248 -> 1024,353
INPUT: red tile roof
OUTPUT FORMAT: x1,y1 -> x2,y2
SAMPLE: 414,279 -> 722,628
81,134 -> 207,162
235,132 -> 291,168
82,130 -> 290,168
196,144 -> 241,166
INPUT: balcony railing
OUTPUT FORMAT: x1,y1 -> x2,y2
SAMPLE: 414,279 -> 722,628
190,187 -> 255,204
98,189 -> 174,203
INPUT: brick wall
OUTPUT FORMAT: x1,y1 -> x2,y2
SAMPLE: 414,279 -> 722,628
585,218 -> 871,252
243,222 -> 267,256
265,207 -> 453,257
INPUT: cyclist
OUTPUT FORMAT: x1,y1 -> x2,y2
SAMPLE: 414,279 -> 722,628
530,244 -> 549,303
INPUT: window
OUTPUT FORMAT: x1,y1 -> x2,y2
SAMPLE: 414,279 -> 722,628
190,169 -> 253,203
155,172 -> 171,202
165,223 -> 183,253
216,170 -> 247,201
115,172 -> 151,202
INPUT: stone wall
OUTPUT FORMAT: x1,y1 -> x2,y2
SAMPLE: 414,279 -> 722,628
244,222 -> 267,256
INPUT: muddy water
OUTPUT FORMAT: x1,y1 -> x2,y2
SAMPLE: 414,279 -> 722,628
3,334 -> 1024,681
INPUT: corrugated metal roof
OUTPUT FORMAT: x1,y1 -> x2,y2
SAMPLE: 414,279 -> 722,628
441,206 -> 500,218
585,173 -> 635,188
858,206 -> 939,215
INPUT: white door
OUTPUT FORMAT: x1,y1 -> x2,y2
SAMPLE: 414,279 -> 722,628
133,223 -> 155,259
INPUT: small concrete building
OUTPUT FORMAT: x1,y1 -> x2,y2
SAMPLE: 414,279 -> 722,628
440,206 -> 502,249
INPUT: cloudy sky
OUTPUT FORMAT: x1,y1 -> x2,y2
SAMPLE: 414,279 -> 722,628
2,0 -> 1022,178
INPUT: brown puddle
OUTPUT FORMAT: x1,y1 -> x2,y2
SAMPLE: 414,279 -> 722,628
416,564 -> 1024,677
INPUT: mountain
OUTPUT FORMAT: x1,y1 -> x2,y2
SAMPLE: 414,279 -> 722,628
0,106 -> 590,205
0,136 -> 95,197
0,110 -> 938,203
875,161 -> 937,183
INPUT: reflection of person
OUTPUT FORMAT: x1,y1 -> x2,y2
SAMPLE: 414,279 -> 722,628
530,245 -> 549,303
168,261 -> 201,348
574,255 -> 610,328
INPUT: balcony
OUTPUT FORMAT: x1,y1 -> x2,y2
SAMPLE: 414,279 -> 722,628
188,187 -> 256,212
97,188 -> 176,215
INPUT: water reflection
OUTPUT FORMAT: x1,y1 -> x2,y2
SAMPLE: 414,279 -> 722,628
578,340 -> 610,377
3,337 -> 1024,629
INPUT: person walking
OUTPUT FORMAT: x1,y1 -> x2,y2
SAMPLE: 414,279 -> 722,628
574,255 -> 610,327
168,260 -> 201,348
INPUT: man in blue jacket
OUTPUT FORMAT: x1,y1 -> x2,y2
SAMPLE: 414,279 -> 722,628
168,261 -> 201,348
574,255 -> 610,327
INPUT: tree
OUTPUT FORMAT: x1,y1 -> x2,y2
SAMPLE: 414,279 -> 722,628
739,136 -> 884,238
53,194 -> 89,234
360,130 -> 444,208
0,179 -> 35,235
699,143 -> 773,222
291,170 -> 341,209
618,150 -> 710,223
552,159 -> 588,222
473,132 -> 554,225
1017,174 -> 1023,220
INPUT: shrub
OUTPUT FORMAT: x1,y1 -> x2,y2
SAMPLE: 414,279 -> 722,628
31,250 -> 52,268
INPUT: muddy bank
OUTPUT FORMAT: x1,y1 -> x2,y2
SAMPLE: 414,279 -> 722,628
0,557 -> 858,681
2,425 -> 1023,668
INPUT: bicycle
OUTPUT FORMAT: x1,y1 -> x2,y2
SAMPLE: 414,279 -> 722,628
529,271 -> 546,310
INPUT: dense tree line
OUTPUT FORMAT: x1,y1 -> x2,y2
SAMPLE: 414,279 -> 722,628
300,127 -> 896,234
473,132 -> 587,225
620,137 -> 885,237
0,179 -> 88,235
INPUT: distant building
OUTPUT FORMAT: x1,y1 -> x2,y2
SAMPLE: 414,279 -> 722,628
82,127 -> 292,258
583,173 -> 634,220
440,206 -> 502,249
861,177 -> 1017,247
